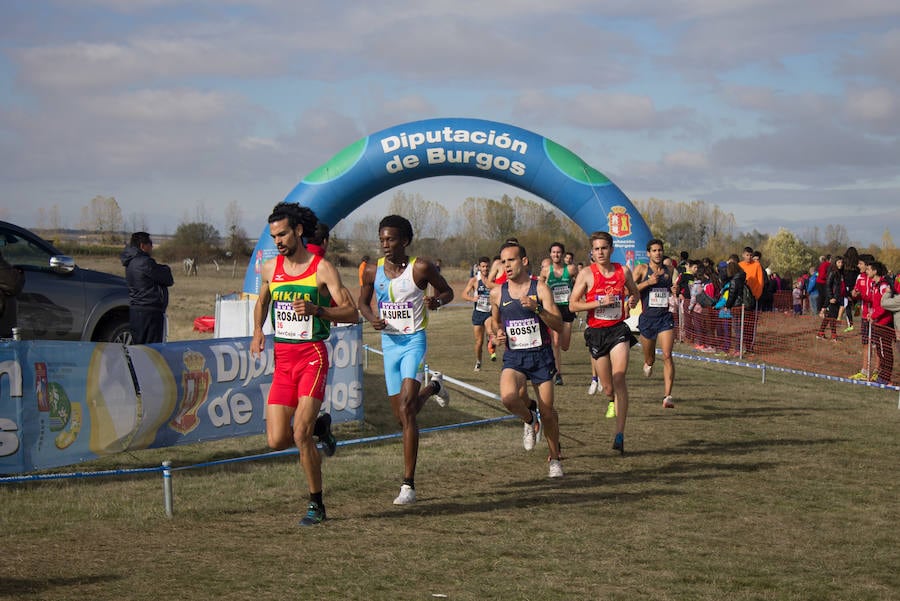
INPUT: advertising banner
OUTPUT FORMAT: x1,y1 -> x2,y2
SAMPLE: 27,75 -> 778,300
0,323 -> 363,474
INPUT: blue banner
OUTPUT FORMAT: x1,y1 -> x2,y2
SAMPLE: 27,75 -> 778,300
0,323 -> 363,474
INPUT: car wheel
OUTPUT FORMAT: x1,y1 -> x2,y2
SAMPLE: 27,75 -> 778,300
99,321 -> 133,344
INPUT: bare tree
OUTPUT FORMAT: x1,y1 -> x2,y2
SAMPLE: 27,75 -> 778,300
80,195 -> 124,243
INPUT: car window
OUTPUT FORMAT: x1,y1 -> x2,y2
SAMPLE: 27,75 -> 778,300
0,227 -> 54,269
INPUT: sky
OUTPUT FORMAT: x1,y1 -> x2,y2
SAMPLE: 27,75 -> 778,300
1,0 -> 899,246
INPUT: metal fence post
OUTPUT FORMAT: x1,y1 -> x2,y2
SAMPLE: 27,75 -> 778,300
162,460 -> 174,518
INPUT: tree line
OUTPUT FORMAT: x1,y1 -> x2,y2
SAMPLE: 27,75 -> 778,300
33,192 -> 899,282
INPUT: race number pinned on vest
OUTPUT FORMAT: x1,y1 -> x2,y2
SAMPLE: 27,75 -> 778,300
552,284 -> 571,305
648,288 -> 669,308
593,294 -> 622,321
505,317 -> 541,350
380,301 -> 415,333
274,300 -> 314,340
476,294 -> 491,313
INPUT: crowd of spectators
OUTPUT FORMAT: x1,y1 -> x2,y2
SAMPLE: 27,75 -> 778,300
664,246 -> 898,385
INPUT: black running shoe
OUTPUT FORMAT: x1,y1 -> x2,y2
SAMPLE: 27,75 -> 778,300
299,501 -> 326,526
315,413 -> 337,457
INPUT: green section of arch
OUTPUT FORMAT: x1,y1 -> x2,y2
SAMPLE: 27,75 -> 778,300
303,137 -> 368,183
544,138 -> 610,186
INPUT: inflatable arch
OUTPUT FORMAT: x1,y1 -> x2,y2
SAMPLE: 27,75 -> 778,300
243,117 -> 651,294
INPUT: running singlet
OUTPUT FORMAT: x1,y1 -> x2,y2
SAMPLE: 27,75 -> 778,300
375,257 -> 427,335
546,264 -> 573,306
586,262 -> 627,328
499,279 -> 551,351
638,266 -> 672,317
269,254 -> 331,343
474,276 -> 491,313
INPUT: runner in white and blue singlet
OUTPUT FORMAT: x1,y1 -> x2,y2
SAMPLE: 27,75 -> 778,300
358,215 -> 454,506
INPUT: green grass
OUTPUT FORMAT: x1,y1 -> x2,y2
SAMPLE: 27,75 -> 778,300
1,307 -> 898,600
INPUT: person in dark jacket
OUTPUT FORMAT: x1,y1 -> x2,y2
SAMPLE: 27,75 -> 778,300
121,232 -> 173,344
817,256 -> 845,340
0,244 -> 25,337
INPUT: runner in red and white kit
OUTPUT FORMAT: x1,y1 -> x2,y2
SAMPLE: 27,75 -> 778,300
570,231 -> 640,455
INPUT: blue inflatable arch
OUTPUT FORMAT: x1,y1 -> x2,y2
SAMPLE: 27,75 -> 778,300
243,117 -> 651,294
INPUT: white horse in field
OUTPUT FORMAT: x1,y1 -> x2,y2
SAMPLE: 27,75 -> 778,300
182,257 -> 198,276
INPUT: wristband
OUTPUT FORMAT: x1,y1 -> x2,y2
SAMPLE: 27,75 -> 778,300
534,304 -> 543,314
315,305 -> 323,318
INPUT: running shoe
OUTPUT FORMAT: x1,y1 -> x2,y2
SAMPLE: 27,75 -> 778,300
473,361 -> 481,372
393,484 -> 416,505
522,410 -> 539,451
642,363 -> 653,378
849,371 -> 869,380
428,371 -> 450,407
844,325 -> 854,333
662,395 -> 675,409
548,459 -> 564,478
587,378 -> 599,395
490,352 -> 497,362
314,413 -> 337,457
612,432 -> 624,455
605,401 -> 616,419
298,501 -> 326,526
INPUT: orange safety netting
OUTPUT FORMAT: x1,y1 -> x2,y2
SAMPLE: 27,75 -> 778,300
670,298 -> 898,385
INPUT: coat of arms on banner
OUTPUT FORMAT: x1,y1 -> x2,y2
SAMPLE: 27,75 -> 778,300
169,350 -> 210,434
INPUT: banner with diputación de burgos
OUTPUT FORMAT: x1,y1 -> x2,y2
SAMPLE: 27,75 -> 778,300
0,323 -> 363,474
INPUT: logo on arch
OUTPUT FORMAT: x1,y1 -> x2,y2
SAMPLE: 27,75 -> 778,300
608,206 -> 632,238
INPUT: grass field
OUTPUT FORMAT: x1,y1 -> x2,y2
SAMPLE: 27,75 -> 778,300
1,257 -> 898,600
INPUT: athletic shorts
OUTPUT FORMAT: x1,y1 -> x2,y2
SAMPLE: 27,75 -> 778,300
638,311 -> 674,340
556,304 -> 576,323
268,341 -> 329,406
502,344 -> 557,385
584,322 -> 637,359
381,330 -> 427,396
472,309 -> 491,326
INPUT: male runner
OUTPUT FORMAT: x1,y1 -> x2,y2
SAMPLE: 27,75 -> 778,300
631,239 -> 677,408
358,215 -> 454,505
490,241 -> 565,478
251,202 -> 358,526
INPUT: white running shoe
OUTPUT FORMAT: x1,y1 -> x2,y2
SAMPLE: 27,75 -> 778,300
393,484 -> 416,505
522,411 -> 538,451
643,363 -> 653,378
473,361 -> 481,372
548,459 -> 564,478
428,371 -> 450,407
587,379 -> 599,395
662,395 -> 675,409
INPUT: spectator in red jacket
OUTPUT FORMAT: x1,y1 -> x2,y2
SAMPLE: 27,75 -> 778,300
868,261 -> 895,385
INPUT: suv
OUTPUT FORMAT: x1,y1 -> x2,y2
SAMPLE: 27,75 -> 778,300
0,221 -> 132,343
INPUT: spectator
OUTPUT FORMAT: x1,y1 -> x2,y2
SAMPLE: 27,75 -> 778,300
816,256 -> 844,341
792,279 -> 804,316
841,247 -> 860,332
0,243 -> 25,338
850,254 -> 877,380
121,232 -> 174,344
869,261 -> 895,384
815,254 -> 832,313
358,255 -> 370,287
